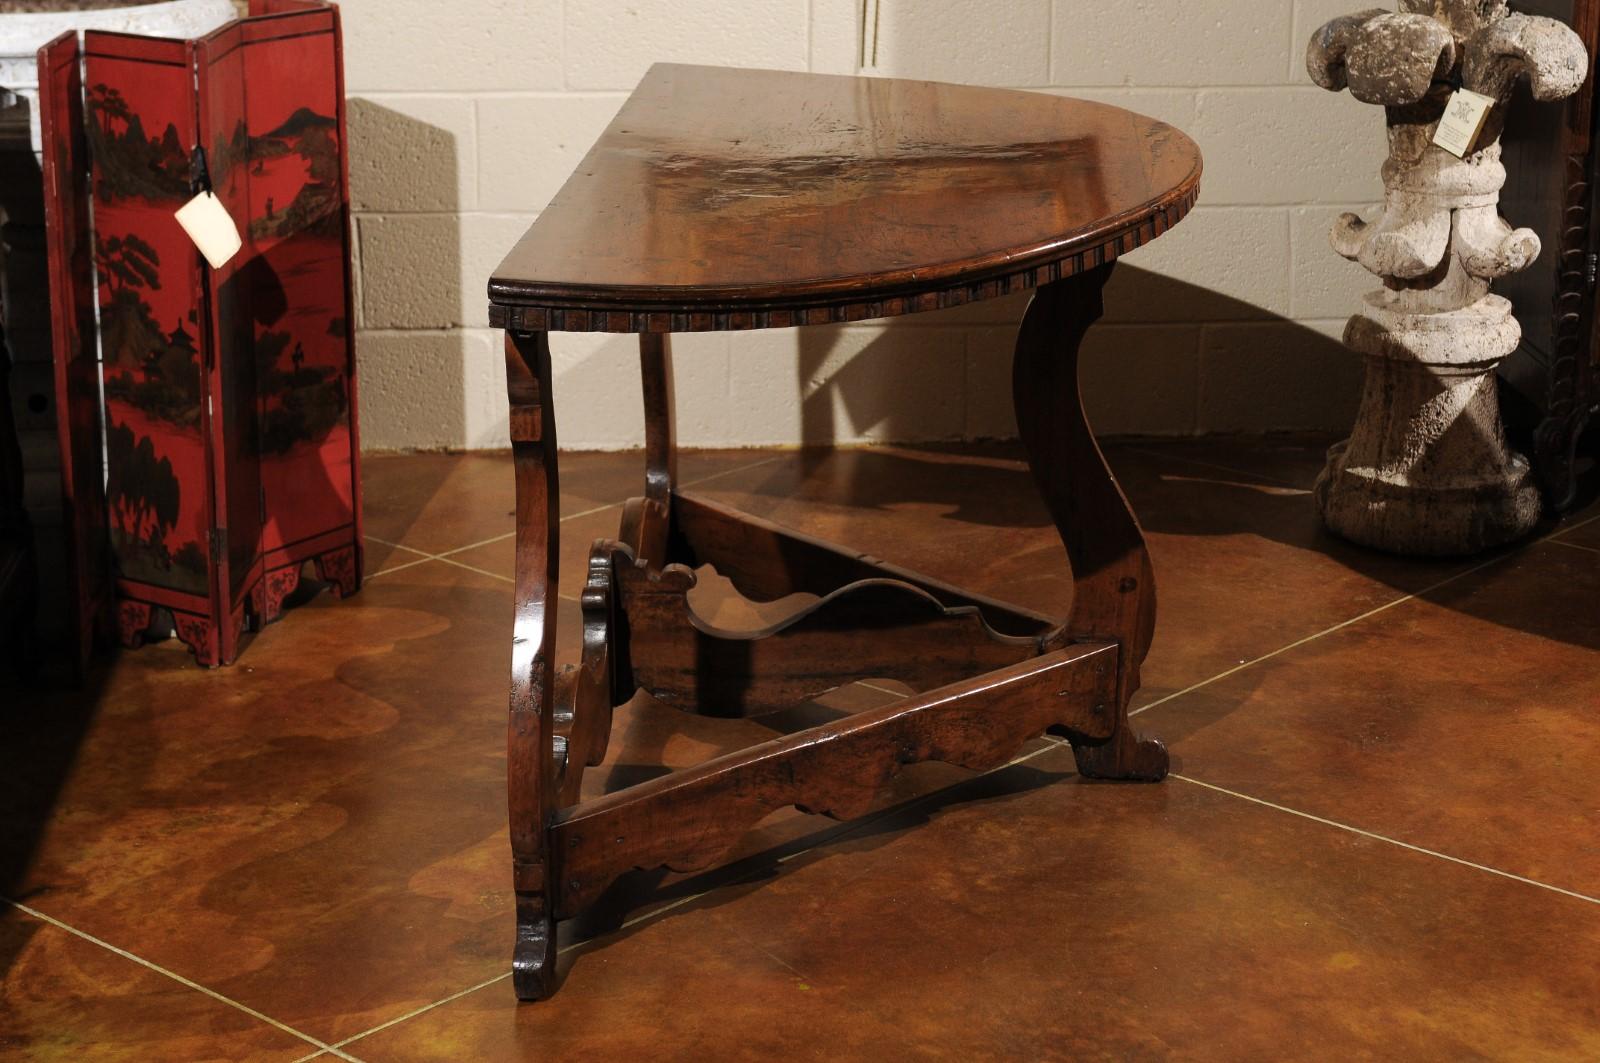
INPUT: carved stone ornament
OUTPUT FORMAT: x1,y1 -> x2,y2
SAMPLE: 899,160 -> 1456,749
1308,0 -> 1588,555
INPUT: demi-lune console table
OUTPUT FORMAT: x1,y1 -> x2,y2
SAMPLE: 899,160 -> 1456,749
487,63 -> 1202,1001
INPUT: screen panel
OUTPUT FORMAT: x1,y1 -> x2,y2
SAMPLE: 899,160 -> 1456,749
229,8 -> 358,567
84,31 -> 215,609
196,22 -> 265,612
38,31 -> 111,673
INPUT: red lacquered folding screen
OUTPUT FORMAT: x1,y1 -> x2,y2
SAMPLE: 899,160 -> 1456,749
43,0 -> 362,667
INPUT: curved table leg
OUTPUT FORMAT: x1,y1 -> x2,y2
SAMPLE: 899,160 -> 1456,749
619,332 -> 676,565
504,331 -> 561,1000
1013,264 -> 1169,782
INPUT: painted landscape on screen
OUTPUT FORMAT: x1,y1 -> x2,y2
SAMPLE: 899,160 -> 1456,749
86,29 -> 354,597
88,60 -> 210,595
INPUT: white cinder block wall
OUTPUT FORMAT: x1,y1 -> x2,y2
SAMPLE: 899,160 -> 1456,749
340,0 -> 1386,451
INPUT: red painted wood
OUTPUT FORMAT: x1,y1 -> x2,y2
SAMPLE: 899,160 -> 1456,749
75,2 -> 360,667
39,32 -> 111,676
86,27 -> 218,665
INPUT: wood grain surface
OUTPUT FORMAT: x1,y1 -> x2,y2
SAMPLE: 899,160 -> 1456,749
489,63 -> 1201,332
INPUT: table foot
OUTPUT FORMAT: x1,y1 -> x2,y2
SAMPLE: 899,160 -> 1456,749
1066,725 -> 1170,782
512,886 -> 557,1001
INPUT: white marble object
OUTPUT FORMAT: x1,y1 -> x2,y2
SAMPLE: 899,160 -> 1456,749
1308,0 -> 1589,555
0,0 -> 234,153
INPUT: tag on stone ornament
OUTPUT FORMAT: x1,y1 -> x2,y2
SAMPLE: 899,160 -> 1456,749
174,190 -> 242,270
1433,89 -> 1496,158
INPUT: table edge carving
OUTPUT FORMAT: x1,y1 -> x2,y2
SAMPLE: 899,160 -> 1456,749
488,179 -> 1200,335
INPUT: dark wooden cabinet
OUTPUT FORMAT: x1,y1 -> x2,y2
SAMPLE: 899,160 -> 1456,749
1501,0 -> 1600,510
0,313 -> 36,677
1,91 -> 49,676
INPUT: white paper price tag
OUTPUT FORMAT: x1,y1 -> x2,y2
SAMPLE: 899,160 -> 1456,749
174,190 -> 242,269
1432,89 -> 1496,158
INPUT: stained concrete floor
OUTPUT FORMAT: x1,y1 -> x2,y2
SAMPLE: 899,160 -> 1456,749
3,436 -> 1598,1060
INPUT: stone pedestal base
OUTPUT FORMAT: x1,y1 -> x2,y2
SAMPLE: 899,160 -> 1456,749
1316,289 -> 1542,556
1316,439 -> 1541,556
1315,345 -> 1541,556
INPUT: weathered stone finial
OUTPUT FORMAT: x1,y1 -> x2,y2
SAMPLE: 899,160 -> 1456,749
1307,0 -> 1588,555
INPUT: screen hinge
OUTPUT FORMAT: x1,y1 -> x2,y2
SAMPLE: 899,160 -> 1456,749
188,144 -> 213,196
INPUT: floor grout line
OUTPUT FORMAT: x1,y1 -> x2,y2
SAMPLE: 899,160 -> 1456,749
681,454 -> 786,488
288,966 -> 513,1061
316,865 -> 768,1057
362,535 -> 417,551
1548,536 -> 1600,557
1129,552 -> 1509,718
3,897 -> 361,1062
361,554 -> 434,581
308,731 -> 1591,1058
433,554 -> 514,584
1133,508 -> 1600,720
366,539 -> 432,561
1558,506 -> 1600,529
370,453 -> 788,570
434,497 -> 619,559
1031,730 -> 1600,908
1546,508 -> 1600,543
432,528 -> 519,557
315,735 -> 1062,1054
1170,774 -> 1600,907
1154,472 -> 1312,497
1121,445 -> 1308,490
